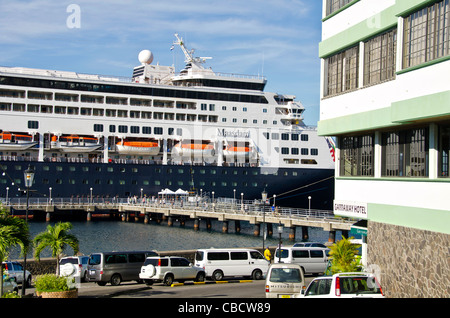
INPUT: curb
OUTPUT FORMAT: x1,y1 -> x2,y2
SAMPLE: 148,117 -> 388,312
171,280 -> 253,287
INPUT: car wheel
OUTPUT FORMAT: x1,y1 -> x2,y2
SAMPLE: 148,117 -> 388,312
26,275 -> 32,288
252,269 -> 263,280
163,274 -> 174,286
144,279 -> 154,286
212,270 -> 224,281
195,272 -> 205,282
110,274 -> 122,286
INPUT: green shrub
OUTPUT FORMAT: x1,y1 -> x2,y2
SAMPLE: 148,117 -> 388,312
34,274 -> 74,292
1,291 -> 20,298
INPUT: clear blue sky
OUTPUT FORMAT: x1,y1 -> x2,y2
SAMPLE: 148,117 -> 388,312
0,0 -> 323,126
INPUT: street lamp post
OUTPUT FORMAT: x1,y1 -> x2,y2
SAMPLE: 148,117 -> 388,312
22,165 -> 35,297
261,189 -> 268,250
277,222 -> 283,263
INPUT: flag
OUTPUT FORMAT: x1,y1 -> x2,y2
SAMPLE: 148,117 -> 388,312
326,138 -> 336,162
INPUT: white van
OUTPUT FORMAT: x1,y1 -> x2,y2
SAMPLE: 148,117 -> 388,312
265,263 -> 305,298
274,247 -> 329,275
195,248 -> 269,281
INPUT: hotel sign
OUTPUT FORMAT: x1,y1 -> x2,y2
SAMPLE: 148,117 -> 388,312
333,200 -> 368,219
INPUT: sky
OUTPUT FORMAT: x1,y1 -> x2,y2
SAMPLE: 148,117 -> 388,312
0,0 -> 323,126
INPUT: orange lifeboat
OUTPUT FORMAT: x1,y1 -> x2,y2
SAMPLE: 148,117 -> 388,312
51,135 -> 101,153
223,145 -> 253,159
172,141 -> 215,158
116,139 -> 160,155
0,132 -> 37,150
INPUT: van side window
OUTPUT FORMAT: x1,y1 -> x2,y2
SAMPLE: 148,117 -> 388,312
106,254 -> 127,264
310,250 -> 324,258
208,252 -> 229,261
129,253 -> 146,263
250,251 -> 264,259
293,250 -> 309,258
195,251 -> 204,261
231,252 -> 248,260
89,254 -> 101,265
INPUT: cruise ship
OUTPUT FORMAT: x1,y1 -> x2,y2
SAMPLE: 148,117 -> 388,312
0,34 -> 335,209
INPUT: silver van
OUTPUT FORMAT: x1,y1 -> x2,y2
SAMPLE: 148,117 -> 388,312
87,250 -> 158,286
265,263 -> 305,298
274,247 -> 329,275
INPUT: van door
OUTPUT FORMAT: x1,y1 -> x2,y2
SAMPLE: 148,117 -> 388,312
309,249 -> 327,274
229,251 -> 249,276
250,251 -> 269,276
128,253 -> 147,281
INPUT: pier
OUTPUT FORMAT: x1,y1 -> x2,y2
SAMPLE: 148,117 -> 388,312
2,197 -> 355,243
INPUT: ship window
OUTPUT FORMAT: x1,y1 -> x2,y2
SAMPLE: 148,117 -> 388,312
106,109 -> 116,117
253,120 -> 257,124
117,110 -> 128,118
301,148 -> 309,155
291,148 -> 299,155
292,134 -> 299,141
80,108 -> 91,115
271,133 -> 279,140
56,179 -> 62,184
154,127 -> 163,135
27,104 -> 39,112
154,180 -> 160,186
143,127 -> 151,134
263,132 -> 269,139
107,180 -> 113,185
13,104 -> 25,112
67,107 -> 78,115
107,167 -> 114,172
118,125 -> 128,133
93,124 -> 103,132
69,166 -> 76,172
109,125 -> 116,133
209,104 -> 215,111
27,120 -> 39,129
284,159 -> 299,164
131,126 -> 139,134
301,134 -> 309,141
282,133 -> 289,140
311,149 -> 319,156
56,166 -> 63,171
82,180 -> 88,184
301,159 -> 318,165
281,147 -> 289,154
95,180 -> 101,184
55,106 -> 66,114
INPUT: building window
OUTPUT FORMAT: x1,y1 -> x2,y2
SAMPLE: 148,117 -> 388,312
364,28 -> 397,85
325,45 -> 359,96
439,124 -> 450,177
403,0 -> 450,69
340,135 -> 374,177
382,128 -> 429,177
325,0 -> 353,16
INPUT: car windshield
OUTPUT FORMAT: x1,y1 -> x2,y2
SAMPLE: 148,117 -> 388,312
340,276 -> 383,295
60,258 -> 78,265
269,268 -> 303,283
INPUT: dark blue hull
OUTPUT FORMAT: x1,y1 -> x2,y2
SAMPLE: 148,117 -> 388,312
0,160 -> 334,210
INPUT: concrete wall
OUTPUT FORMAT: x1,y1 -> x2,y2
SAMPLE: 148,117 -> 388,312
368,221 -> 450,298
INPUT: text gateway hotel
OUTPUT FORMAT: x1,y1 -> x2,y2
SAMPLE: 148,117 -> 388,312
319,0 -> 449,297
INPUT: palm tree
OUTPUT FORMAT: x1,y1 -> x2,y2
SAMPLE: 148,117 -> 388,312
0,207 -> 31,296
328,236 -> 362,274
33,222 -> 79,276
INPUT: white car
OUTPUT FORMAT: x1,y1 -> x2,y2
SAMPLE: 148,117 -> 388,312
139,256 -> 205,286
2,261 -> 32,287
265,263 -> 305,298
59,256 -> 89,282
300,272 -> 384,298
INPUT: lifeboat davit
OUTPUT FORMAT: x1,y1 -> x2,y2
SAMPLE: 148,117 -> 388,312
116,140 -> 160,155
223,146 -> 253,159
51,135 -> 102,153
0,132 -> 37,150
172,142 -> 215,158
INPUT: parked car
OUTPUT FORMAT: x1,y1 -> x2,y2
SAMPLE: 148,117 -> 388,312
293,242 -> 328,248
265,263 -> 305,298
2,261 -> 32,287
140,256 -> 205,286
2,276 -> 19,294
300,272 -> 384,298
59,256 -> 89,282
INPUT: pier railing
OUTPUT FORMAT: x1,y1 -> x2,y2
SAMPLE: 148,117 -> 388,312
2,196 -> 343,222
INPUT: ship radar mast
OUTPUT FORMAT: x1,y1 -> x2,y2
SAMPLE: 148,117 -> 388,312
173,33 -> 212,68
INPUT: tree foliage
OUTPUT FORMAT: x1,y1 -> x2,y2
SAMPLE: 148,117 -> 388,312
328,236 -> 362,274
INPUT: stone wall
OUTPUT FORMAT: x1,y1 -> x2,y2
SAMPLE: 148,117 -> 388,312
368,221 -> 450,298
